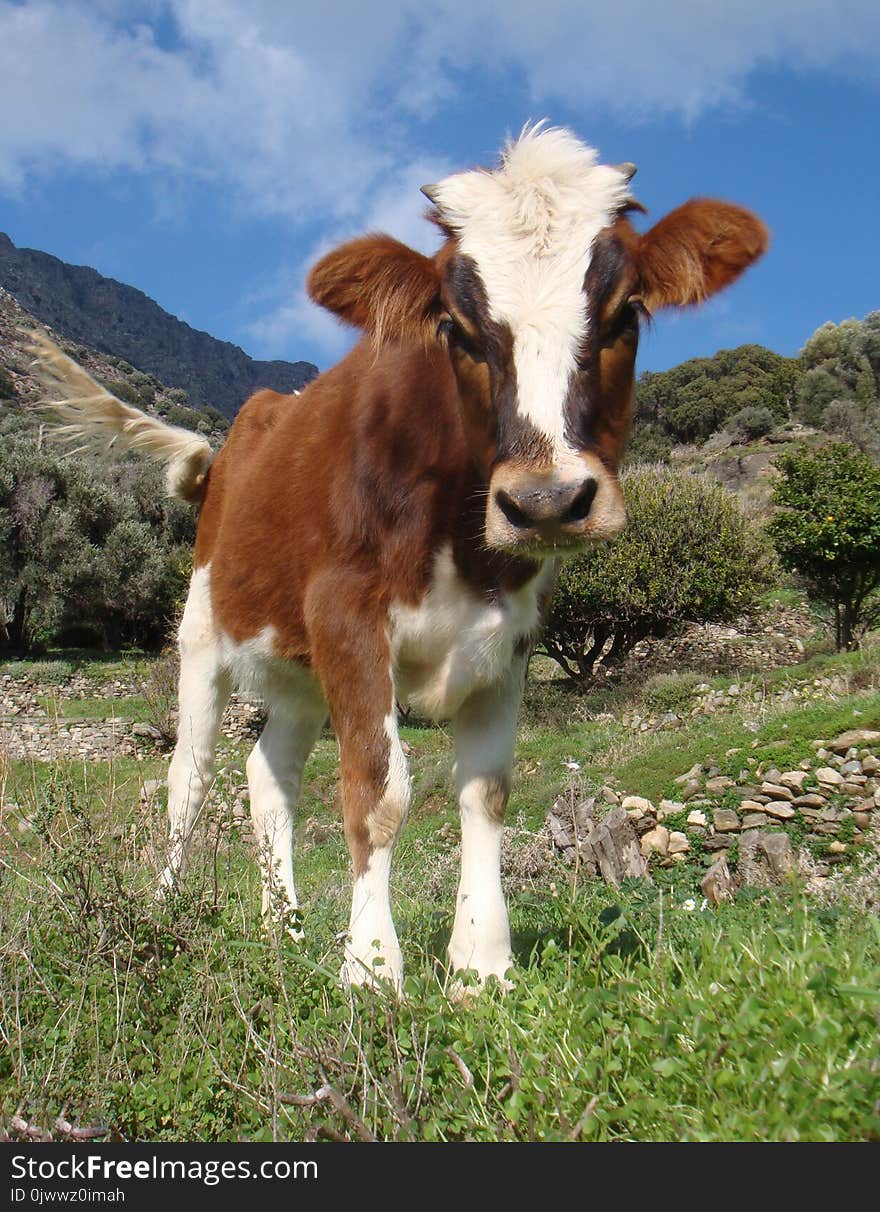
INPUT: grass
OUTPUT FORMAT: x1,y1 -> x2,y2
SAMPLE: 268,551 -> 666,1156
34,695 -> 152,721
2,638 -> 880,1141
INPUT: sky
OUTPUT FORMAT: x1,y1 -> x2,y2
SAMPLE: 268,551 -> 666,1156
1,0 -> 878,378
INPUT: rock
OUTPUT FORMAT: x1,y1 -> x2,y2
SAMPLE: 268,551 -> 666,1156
601,786 -> 620,806
657,799 -> 686,820
760,832 -> 796,879
764,802 -> 796,821
861,755 -> 880,775
828,841 -> 848,855
640,825 -> 670,858
705,776 -> 735,793
740,799 -> 767,813
760,782 -> 795,802
828,730 -> 880,753
713,808 -> 741,833
815,767 -> 844,788
792,793 -> 826,808
686,809 -> 707,827
139,778 -> 165,802
779,770 -> 808,792
668,831 -> 690,855
742,813 -> 768,829
701,857 -> 734,905
840,759 -> 863,776
853,812 -> 872,829
621,795 -> 654,814
674,763 -> 703,785
704,835 -> 731,852
131,721 -> 163,740
681,779 -> 702,802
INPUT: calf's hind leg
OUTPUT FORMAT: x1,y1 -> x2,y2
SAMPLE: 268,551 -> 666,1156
159,566 -> 231,892
246,683 -> 327,927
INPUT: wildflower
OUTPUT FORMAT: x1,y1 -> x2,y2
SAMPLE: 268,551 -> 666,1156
563,760 -> 581,771
682,898 -> 697,911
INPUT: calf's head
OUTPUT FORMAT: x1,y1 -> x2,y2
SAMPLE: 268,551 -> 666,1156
308,126 -> 767,555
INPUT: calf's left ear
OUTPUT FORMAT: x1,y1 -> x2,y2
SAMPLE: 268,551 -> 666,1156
307,233 -> 443,346
637,199 -> 769,312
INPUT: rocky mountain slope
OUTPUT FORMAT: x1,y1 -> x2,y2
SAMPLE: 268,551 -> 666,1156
0,232 -> 317,416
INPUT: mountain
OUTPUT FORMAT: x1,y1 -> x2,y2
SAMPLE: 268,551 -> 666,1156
0,232 -> 317,417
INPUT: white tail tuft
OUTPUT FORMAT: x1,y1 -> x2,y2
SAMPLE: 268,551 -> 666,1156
30,331 -> 214,503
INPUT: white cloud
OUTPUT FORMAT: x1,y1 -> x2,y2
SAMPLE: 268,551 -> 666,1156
2,0 -> 878,362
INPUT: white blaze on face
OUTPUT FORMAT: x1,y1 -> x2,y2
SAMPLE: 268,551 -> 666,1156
433,126 -> 632,461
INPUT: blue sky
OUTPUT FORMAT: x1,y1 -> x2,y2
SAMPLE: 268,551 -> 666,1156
1,1 -> 878,377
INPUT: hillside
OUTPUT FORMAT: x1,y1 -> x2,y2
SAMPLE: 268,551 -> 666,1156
0,232 -> 317,416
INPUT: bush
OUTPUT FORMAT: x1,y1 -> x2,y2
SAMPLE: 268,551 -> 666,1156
768,442 -> 880,650
539,466 -> 771,685
725,405 -> 775,442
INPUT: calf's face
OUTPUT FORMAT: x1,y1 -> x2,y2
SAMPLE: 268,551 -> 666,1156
308,127 -> 768,557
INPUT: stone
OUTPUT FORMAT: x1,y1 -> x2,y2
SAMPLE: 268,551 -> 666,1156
839,760 -> 863,776
640,825 -> 669,858
842,781 -> 866,796
657,799 -> 686,820
739,799 -> 767,813
828,730 -> 880,753
621,795 -> 654,814
760,832 -> 796,879
681,779 -> 702,802
601,786 -> 621,806
705,776 -> 735,794
861,755 -> 880,775
764,801 -> 796,821
793,793 -> 826,808
674,763 -> 703,785
853,812 -> 871,829
668,831 -> 690,855
139,778 -> 165,802
779,770 -> 808,792
760,782 -> 795,802
828,841 -> 848,855
701,857 -> 734,905
686,809 -> 707,827
742,813 -> 768,829
131,721 -> 163,740
713,808 -> 741,833
815,767 -> 844,788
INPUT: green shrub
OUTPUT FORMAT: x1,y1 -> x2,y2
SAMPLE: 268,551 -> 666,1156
539,467 -> 772,685
768,441 -> 880,650
726,405 -> 775,442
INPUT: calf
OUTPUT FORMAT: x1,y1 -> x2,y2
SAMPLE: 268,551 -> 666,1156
35,125 -> 767,991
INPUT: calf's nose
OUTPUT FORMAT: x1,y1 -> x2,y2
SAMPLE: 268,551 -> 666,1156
494,477 -> 598,533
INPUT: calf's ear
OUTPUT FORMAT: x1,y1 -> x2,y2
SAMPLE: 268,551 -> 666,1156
637,199 -> 768,312
307,234 -> 443,346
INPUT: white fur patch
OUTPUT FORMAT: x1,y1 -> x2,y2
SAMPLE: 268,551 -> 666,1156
390,545 -> 552,719
432,125 -> 632,459
343,847 -> 402,991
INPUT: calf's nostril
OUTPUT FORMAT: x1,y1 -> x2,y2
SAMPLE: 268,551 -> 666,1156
495,489 -> 533,530
561,479 -> 598,523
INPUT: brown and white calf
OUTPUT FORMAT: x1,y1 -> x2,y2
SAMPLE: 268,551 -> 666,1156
35,126 -> 767,991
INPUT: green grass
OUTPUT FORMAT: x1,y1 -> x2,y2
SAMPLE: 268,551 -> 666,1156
2,640 -> 880,1141
34,695 -> 152,721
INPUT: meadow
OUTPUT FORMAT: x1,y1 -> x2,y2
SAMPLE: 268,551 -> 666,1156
1,635 -> 879,1142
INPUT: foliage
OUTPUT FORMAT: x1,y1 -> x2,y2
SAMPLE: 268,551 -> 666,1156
0,428 -> 195,653
725,404 -> 775,442
769,442 -> 880,651
539,467 -> 771,685
634,345 -> 800,445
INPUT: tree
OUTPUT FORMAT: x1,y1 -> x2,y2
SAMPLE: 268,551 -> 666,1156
768,442 -> 880,651
539,467 -> 770,686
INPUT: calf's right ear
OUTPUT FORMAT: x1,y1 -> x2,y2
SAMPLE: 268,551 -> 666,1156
307,234 -> 443,347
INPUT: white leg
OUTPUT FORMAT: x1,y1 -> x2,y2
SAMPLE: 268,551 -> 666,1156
159,567 -> 230,892
341,710 -> 410,992
448,664 -> 524,986
247,692 -> 326,925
